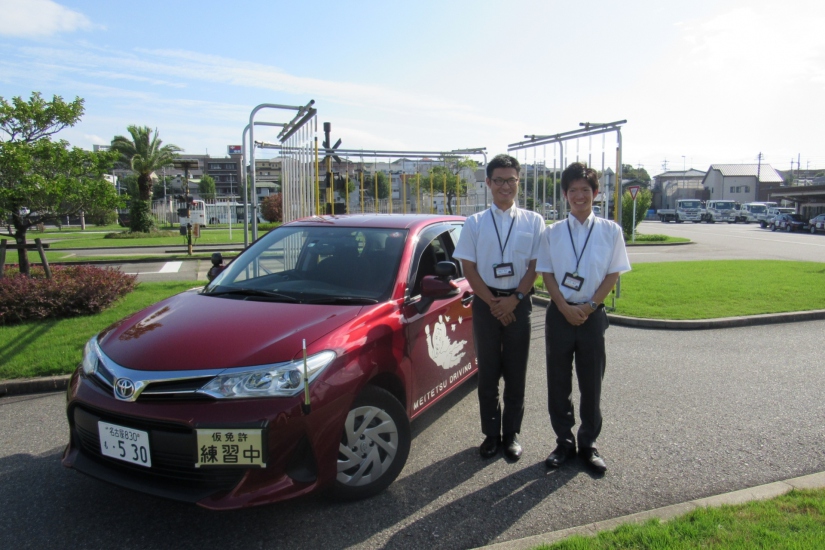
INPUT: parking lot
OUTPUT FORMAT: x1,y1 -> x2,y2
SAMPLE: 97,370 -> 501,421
1,220 -> 824,549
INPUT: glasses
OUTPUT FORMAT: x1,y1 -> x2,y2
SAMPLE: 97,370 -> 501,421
491,177 -> 519,187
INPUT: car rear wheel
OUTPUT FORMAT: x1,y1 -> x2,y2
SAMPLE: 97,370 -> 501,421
333,385 -> 410,500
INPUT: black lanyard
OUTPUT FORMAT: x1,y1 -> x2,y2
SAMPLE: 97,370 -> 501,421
567,218 -> 594,276
489,208 -> 515,263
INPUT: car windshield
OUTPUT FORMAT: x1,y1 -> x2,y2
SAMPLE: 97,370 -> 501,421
714,202 -> 736,209
204,225 -> 409,304
680,201 -> 701,208
749,205 -> 766,213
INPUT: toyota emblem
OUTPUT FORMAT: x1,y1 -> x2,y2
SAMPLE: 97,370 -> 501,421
115,378 -> 136,400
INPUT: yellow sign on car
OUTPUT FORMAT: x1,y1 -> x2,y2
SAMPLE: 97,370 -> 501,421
195,429 -> 265,467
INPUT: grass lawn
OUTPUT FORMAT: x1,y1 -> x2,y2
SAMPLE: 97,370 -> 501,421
538,488 -> 825,549
537,260 -> 825,320
0,281 -> 197,379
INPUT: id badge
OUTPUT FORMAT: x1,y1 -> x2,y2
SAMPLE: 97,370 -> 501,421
561,272 -> 584,291
493,262 -> 515,278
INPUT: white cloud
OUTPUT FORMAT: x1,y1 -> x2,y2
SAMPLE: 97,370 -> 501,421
0,0 -> 98,38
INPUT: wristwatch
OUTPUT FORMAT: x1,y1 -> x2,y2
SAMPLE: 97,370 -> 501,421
588,300 -> 598,311
515,291 -> 525,301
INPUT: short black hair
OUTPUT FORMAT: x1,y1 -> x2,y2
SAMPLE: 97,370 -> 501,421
486,154 -> 520,179
561,162 -> 599,193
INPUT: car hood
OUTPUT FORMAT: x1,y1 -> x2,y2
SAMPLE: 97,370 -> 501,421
98,289 -> 362,371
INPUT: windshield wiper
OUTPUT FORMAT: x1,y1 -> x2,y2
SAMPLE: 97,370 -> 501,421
206,288 -> 299,302
305,296 -> 379,305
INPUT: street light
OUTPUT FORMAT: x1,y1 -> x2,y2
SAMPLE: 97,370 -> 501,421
682,155 -> 686,199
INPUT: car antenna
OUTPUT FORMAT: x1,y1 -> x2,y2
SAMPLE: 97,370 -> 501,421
302,339 -> 311,415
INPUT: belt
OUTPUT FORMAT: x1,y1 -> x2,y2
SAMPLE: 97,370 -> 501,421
565,301 -> 605,309
489,287 -> 517,297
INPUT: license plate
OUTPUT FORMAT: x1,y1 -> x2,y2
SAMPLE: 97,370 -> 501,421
98,421 -> 152,467
195,429 -> 265,468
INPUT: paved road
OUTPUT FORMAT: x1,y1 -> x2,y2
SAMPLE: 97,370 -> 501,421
2,315 -> 824,549
630,220 -> 825,263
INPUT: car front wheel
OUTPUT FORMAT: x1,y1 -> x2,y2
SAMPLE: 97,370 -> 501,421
812,226 -> 818,234
770,224 -> 776,231
786,225 -> 792,233
333,385 -> 411,500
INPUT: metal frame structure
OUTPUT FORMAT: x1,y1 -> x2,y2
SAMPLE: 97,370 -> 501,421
242,100 -> 316,247
508,120 -> 627,298
256,143 -> 488,220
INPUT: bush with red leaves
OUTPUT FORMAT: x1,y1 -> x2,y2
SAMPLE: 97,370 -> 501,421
0,265 -> 138,325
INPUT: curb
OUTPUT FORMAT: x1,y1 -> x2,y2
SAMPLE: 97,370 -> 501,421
0,374 -> 70,397
530,296 -> 825,330
479,471 -> 825,550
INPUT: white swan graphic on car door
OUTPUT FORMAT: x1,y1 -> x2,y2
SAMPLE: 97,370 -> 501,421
424,314 -> 467,370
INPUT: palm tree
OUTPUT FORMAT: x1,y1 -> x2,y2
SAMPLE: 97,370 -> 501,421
111,126 -> 182,232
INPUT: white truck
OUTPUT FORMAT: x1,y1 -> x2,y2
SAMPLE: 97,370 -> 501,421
657,199 -> 705,223
702,200 -> 739,223
737,202 -> 769,223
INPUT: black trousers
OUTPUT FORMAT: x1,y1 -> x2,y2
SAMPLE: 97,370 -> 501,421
472,295 -> 532,438
545,301 -> 608,450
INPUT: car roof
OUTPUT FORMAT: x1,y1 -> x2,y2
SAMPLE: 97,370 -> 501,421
283,213 -> 466,232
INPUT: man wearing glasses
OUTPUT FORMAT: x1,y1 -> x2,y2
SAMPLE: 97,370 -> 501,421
454,154 -> 545,461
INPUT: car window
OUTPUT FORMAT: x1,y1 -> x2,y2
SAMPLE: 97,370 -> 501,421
207,226 -> 408,302
408,224 -> 461,297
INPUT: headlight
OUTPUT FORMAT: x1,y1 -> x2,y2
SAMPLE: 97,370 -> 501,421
81,338 -> 100,376
198,350 -> 337,399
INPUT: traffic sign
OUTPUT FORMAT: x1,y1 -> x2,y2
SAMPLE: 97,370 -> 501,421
629,185 -> 640,200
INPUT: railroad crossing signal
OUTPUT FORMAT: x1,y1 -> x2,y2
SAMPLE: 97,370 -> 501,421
322,122 -> 342,191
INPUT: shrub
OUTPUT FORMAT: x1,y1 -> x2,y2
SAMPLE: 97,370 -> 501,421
256,222 -> 281,232
261,194 -> 282,222
0,265 -> 138,325
104,230 -> 177,239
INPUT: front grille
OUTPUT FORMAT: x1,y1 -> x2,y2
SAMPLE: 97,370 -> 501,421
72,406 -> 245,489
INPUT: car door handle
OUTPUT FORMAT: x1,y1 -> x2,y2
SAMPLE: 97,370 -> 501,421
461,293 -> 474,306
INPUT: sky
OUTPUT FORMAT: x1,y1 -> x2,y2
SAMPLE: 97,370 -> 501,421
1,0 -> 824,177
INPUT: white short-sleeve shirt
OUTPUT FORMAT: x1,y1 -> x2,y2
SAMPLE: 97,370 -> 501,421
536,212 -> 631,302
454,203 -> 545,289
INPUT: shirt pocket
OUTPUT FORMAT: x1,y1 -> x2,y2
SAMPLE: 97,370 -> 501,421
513,231 -> 534,266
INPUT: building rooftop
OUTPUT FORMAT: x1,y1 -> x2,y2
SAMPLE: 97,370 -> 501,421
708,164 -> 783,183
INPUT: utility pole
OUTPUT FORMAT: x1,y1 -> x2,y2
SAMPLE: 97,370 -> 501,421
797,153 -> 801,186
661,159 -> 668,172
756,152 -> 762,201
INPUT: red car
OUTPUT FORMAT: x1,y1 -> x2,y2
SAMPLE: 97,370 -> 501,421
63,214 -> 477,509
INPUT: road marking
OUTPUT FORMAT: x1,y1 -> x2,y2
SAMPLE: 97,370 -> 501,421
159,261 -> 183,273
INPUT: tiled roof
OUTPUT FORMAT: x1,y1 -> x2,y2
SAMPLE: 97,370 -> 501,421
656,169 -> 706,178
708,164 -> 783,183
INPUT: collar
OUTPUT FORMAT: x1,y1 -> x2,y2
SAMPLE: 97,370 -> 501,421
491,202 -> 517,219
567,211 -> 595,229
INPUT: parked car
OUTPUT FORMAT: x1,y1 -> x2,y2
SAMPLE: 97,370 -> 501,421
63,214 -> 478,509
809,213 -> 825,234
771,213 -> 808,232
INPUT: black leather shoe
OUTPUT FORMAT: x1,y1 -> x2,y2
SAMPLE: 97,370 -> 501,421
479,435 -> 501,458
578,447 -> 607,473
544,445 -> 576,468
502,434 -> 522,461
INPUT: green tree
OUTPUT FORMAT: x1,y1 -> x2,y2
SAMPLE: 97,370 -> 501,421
198,174 -> 216,201
110,126 -> 181,232
622,165 -> 652,187
0,92 -> 121,275
621,188 -> 652,238
429,157 -> 475,215
364,171 -> 390,200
